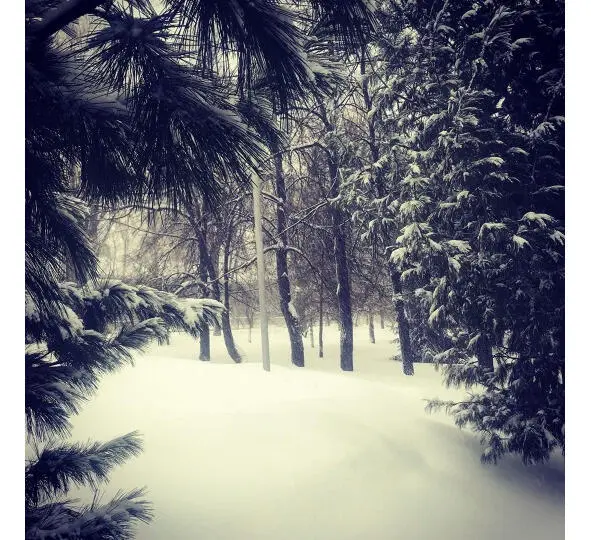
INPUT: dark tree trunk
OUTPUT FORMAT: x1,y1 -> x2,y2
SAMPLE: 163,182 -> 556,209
310,324 -> 315,348
197,225 -> 211,361
369,313 -> 375,344
221,230 -> 242,363
476,334 -> 494,372
380,311 -> 385,330
199,321 -> 210,360
197,219 -> 241,363
390,265 -> 414,376
329,160 -> 354,371
272,149 -> 305,367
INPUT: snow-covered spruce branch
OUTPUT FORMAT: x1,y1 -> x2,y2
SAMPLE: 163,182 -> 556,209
26,281 -> 225,439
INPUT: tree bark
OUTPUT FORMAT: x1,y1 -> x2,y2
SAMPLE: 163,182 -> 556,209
390,265 -> 414,375
310,324 -> 315,348
369,313 -> 375,344
329,161 -> 354,371
380,311 -> 385,330
221,228 -> 242,363
197,224 -> 211,361
272,149 -> 305,367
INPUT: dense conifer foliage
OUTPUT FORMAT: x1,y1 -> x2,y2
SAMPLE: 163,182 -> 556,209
368,0 -> 564,464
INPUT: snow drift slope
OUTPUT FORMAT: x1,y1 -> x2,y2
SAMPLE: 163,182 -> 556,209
69,325 -> 564,540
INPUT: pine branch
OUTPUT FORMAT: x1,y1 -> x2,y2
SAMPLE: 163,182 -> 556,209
26,432 -> 144,507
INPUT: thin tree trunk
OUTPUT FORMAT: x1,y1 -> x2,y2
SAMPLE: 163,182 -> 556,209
197,224 -> 211,361
380,311 -> 385,329
221,228 -> 242,363
248,322 -> 252,343
253,173 -> 271,371
369,313 -> 375,344
329,162 -> 354,371
390,265 -> 414,375
272,148 -> 304,367
310,324 -> 315,348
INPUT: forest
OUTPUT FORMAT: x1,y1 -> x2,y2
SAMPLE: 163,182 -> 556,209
25,1 -> 565,538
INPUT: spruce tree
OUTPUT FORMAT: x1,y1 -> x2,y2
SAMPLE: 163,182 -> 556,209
375,0 -> 564,464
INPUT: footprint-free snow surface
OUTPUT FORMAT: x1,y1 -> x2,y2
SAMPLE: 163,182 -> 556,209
69,324 -> 564,540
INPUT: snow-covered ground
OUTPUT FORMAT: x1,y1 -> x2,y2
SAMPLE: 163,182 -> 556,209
69,324 -> 564,540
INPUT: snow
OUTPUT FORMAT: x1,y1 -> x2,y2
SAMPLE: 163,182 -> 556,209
522,212 -> 554,228
287,301 -> 298,320
67,325 -> 564,540
25,294 -> 40,322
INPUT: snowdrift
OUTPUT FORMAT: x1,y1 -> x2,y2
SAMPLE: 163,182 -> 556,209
69,325 -> 564,540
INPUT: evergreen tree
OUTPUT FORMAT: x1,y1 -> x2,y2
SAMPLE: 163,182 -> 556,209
375,0 -> 564,464
25,280 -> 222,537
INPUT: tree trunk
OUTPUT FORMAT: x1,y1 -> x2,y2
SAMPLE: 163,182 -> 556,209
248,322 -> 252,343
310,324 -> 315,348
272,148 -> 305,367
197,225 -> 211,361
369,313 -> 375,344
390,265 -> 414,375
221,230 -> 242,363
329,163 -> 354,371
380,311 -> 385,329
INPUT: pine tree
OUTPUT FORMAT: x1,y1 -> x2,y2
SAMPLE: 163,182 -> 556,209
25,277 -> 223,536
